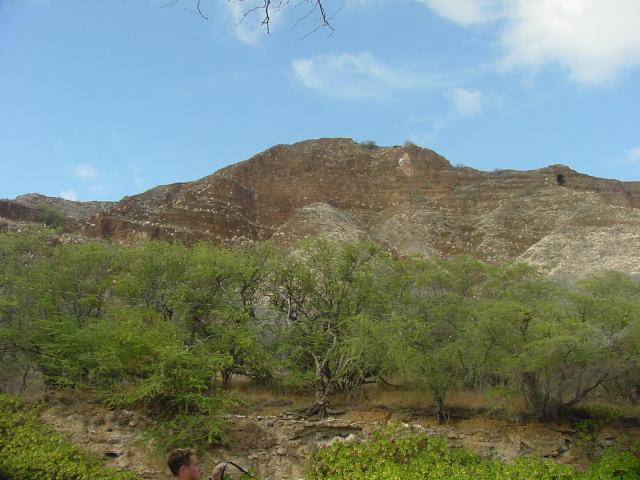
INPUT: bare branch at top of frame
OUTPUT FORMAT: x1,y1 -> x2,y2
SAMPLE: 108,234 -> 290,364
158,0 -> 338,33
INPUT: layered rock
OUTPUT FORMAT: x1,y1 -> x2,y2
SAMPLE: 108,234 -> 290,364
4,138 -> 640,276
87,138 -> 640,276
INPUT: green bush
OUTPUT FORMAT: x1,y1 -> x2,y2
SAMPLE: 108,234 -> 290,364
307,427 -> 640,480
36,204 -> 67,228
31,307 -> 237,450
0,395 -> 139,480
359,140 -> 378,149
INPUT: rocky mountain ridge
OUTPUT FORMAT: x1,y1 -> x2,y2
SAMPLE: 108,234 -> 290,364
0,193 -> 112,230
3,138 -> 640,277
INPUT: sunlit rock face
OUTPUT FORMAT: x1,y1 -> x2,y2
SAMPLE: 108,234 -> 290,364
5,138 -> 640,276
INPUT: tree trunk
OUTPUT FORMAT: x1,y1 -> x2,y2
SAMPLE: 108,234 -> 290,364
221,368 -> 233,387
434,397 -> 448,424
306,397 -> 330,418
299,356 -> 332,418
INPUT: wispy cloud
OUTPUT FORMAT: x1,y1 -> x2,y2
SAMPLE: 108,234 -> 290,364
623,147 -> 640,164
59,190 -> 78,201
73,163 -> 99,180
422,0 -> 503,26
446,87 -> 486,117
291,52 -> 438,101
409,86 -> 493,144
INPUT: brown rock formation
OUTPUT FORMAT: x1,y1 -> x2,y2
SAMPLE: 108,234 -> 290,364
85,138 -> 640,275
4,138 -> 640,276
14,193 -> 112,222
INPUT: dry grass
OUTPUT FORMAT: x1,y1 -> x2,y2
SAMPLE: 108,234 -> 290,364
579,400 -> 640,421
332,385 -> 526,414
226,376 -> 640,425
226,376 -> 528,418
226,377 -> 313,414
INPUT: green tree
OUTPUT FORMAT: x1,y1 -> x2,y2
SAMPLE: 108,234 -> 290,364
173,242 -> 273,384
31,306 -> 234,448
398,256 -> 493,422
482,266 -> 634,419
0,228 -> 56,392
572,271 -> 640,405
266,239 -> 402,416
31,241 -> 123,322
117,241 -> 190,320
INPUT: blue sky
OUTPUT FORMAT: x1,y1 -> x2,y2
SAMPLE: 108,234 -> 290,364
1,0 -> 639,201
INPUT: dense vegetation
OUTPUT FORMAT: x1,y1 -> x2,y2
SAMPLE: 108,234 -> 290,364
308,427 -> 640,480
1,228 -> 639,448
0,394 -> 139,480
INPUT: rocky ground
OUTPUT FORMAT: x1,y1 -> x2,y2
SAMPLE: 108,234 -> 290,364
39,397 -> 639,480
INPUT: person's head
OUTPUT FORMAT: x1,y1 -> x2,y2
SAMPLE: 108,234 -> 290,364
167,448 -> 201,479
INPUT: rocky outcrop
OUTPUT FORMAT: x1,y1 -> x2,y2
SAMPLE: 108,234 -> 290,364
0,194 -> 113,233
0,199 -> 40,224
40,402 -> 639,480
86,138 -> 640,276
5,138 -> 640,276
14,193 -> 112,222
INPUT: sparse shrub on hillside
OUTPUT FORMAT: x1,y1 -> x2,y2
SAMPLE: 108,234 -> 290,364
359,139 -> 378,149
36,203 -> 66,228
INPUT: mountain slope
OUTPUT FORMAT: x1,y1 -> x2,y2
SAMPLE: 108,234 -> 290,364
84,138 -> 640,275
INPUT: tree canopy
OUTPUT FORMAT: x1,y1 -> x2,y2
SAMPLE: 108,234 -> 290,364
1,228 -> 639,441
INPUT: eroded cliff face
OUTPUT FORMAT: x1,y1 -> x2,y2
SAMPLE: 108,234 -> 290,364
84,138 -> 640,276
4,138 -> 640,276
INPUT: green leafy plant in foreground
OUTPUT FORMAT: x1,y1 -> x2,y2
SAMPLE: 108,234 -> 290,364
0,394 -> 140,480
307,427 -> 640,480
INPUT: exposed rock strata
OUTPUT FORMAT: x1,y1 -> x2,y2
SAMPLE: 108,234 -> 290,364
5,138 -> 640,276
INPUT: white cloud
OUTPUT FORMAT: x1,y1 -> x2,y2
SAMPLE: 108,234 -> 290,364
409,86 -> 491,143
59,190 -> 78,201
422,0 -> 503,26
446,87 -> 486,116
623,147 -> 640,164
422,0 -> 640,86
408,86 -> 489,144
500,0 -> 640,85
73,163 -> 99,180
292,52 -> 434,100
